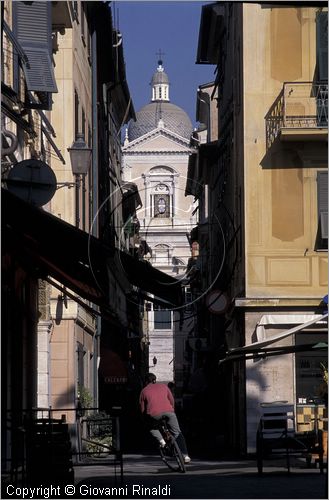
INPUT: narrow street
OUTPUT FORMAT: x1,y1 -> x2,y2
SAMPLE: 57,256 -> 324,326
74,454 -> 327,499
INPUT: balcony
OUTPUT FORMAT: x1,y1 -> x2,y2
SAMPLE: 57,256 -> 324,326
265,82 -> 328,149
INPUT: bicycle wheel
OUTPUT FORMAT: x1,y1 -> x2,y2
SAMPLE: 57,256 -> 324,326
160,438 -> 186,473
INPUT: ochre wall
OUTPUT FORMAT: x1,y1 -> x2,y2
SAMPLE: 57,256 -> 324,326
243,5 -> 328,298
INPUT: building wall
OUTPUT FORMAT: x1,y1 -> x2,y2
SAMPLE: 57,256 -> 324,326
241,4 -> 328,452
123,133 -> 195,384
244,312 -> 295,451
194,2 -> 327,456
243,4 -> 328,299
47,2 -> 97,415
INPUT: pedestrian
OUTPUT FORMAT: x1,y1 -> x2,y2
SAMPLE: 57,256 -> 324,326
139,373 -> 191,463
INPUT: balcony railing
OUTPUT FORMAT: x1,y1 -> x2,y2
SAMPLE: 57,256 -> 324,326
265,82 -> 328,149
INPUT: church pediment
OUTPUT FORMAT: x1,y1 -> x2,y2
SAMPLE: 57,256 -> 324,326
123,128 -> 192,153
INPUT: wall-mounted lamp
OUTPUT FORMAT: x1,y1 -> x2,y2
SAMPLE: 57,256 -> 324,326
68,133 -> 92,176
153,356 -> 157,366
67,133 -> 92,227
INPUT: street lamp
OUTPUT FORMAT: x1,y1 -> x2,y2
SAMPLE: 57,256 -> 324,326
67,133 -> 92,227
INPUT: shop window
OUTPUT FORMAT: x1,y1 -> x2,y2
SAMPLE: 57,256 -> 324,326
295,332 -> 327,403
154,304 -> 172,330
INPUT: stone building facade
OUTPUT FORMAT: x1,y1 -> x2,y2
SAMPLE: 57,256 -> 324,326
122,60 -> 196,394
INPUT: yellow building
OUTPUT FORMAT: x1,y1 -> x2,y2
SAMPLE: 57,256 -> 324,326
194,1 -> 328,454
2,1 -> 136,478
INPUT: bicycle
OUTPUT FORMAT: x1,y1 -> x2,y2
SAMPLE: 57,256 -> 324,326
156,416 -> 186,473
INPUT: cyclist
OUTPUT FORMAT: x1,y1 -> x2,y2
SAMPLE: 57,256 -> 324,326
139,373 -> 191,463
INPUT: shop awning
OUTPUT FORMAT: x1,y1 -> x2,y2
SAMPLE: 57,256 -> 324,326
219,313 -> 328,364
2,189 -> 183,309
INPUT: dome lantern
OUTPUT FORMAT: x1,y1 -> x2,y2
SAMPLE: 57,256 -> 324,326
151,59 -> 170,102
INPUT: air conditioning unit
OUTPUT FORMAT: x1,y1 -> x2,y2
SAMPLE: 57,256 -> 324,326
188,338 -> 208,351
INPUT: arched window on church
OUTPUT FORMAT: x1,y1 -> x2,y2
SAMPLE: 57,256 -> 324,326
145,166 -> 178,219
152,183 -> 170,218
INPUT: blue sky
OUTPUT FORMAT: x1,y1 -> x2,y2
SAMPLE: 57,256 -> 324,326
113,1 -> 215,127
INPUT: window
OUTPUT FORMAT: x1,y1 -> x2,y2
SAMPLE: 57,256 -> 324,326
316,11 -> 328,82
81,2 -> 86,45
154,194 -> 170,218
154,244 -> 171,265
295,331 -> 327,403
82,107 -> 86,139
152,183 -> 171,218
316,170 -> 328,250
73,1 -> 79,23
145,166 -> 177,219
154,305 -> 172,330
12,1 -> 57,98
74,90 -> 80,138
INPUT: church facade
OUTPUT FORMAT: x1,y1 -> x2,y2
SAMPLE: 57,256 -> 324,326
122,60 -> 196,394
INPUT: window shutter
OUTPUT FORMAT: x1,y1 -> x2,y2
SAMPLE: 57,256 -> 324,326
317,11 -> 328,81
317,171 -> 328,239
13,1 -> 57,93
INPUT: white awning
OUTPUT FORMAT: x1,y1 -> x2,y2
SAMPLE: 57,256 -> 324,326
228,313 -> 328,355
255,313 -> 328,342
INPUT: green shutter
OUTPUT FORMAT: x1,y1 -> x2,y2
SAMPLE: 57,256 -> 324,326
13,1 -> 57,93
317,171 -> 328,239
317,11 -> 328,81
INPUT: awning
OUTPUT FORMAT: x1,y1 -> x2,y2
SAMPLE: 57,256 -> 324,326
2,189 -> 183,309
185,153 -> 200,197
199,141 -> 221,166
119,250 -> 182,306
219,313 -> 328,364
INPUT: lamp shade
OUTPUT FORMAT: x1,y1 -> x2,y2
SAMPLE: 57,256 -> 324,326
67,134 -> 92,175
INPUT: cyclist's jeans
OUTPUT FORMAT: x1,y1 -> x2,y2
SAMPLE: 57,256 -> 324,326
150,412 -> 188,455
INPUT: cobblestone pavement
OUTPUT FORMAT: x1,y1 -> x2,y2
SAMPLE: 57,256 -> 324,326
74,454 -> 328,499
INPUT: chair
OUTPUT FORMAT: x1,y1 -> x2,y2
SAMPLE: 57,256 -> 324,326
256,402 -> 317,474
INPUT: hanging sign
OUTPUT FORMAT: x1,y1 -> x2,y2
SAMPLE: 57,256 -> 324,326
206,290 -> 229,315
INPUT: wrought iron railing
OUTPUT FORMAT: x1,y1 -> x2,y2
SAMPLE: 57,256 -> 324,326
2,407 -> 123,487
265,82 -> 328,148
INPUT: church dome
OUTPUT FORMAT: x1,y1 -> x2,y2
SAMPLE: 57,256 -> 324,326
151,70 -> 169,85
128,102 -> 193,141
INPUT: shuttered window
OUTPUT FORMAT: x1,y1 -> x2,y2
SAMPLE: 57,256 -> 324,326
12,1 -> 57,93
317,171 -> 328,244
316,11 -> 328,81
74,90 -> 80,139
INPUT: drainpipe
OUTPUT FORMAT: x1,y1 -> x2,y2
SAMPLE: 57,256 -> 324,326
91,22 -> 100,409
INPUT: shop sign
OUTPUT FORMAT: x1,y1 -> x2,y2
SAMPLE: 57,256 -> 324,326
206,290 -> 229,315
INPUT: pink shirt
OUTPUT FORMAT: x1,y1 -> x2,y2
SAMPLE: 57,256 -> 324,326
139,383 -> 174,416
